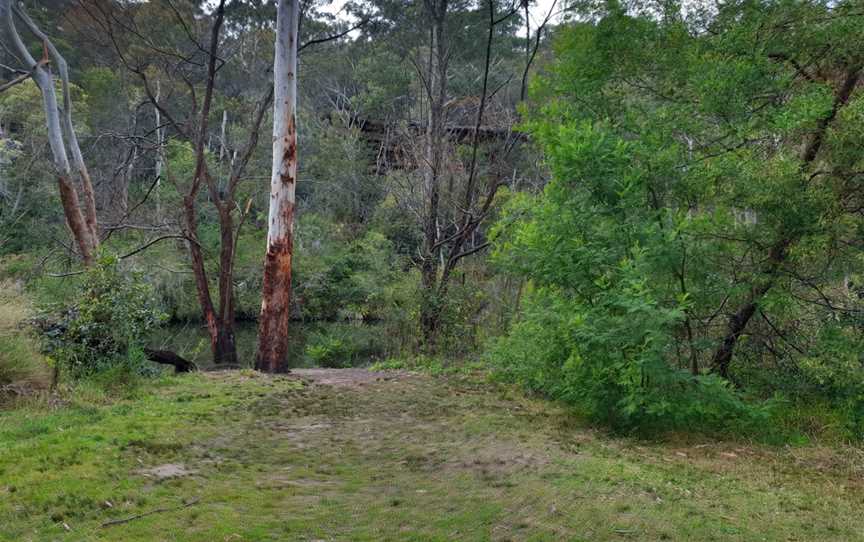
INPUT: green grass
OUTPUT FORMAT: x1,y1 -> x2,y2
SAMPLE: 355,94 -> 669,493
2,370 -> 864,541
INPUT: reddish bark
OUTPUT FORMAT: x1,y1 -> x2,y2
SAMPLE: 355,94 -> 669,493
215,204 -> 238,364
256,124 -> 297,372
256,237 -> 293,373
57,174 -> 96,266
256,0 -> 299,373
183,195 -> 219,358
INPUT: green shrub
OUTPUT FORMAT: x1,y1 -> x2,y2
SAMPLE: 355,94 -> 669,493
41,254 -> 165,380
486,257 -> 764,435
488,230 -> 765,433
294,216 -> 409,323
306,335 -> 351,368
371,354 -> 482,376
303,323 -> 387,368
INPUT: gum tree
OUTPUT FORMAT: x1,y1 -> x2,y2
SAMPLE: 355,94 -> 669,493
256,0 -> 300,373
1,0 -> 99,265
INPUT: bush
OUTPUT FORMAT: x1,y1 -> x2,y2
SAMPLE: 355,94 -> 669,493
41,254 -> 165,379
486,257 -> 764,435
294,215 -> 408,322
370,354 -> 483,376
303,323 -> 386,368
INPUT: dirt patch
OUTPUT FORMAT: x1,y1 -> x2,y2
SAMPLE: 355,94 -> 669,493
291,368 -> 413,388
138,463 -> 195,480
256,477 -> 337,490
448,445 -> 550,476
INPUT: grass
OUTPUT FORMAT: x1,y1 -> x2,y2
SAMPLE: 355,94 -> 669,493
0,280 -> 51,389
2,369 -> 864,541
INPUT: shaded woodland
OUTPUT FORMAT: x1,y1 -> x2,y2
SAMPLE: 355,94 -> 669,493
2,0 -> 864,441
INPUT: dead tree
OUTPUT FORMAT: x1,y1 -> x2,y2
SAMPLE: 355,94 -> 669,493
143,348 -> 196,373
416,0 -> 521,350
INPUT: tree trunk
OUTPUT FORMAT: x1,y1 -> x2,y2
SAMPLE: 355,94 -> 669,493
154,81 -> 163,218
57,173 -> 97,265
215,204 -> 238,364
418,0 -> 448,351
183,195 -> 220,359
2,1 -> 99,265
710,239 -> 789,378
521,1 -> 530,102
256,0 -> 299,373
214,321 -> 237,365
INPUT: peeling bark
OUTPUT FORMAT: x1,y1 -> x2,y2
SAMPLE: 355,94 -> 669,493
256,0 -> 299,373
57,173 -> 97,265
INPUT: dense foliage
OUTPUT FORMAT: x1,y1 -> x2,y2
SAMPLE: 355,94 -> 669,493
41,255 -> 164,379
489,0 -> 864,437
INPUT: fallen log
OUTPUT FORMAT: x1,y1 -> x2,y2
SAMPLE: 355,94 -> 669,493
143,348 -> 196,373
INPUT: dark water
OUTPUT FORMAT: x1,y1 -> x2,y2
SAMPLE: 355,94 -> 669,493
148,320 -> 388,369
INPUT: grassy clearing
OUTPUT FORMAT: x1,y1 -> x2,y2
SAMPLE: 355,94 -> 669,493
2,370 -> 864,541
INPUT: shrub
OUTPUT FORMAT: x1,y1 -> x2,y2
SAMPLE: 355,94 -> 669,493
370,354 -> 482,376
303,323 -> 387,368
486,258 -> 764,435
41,254 -> 165,379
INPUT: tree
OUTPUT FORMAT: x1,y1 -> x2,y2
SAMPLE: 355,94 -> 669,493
1,0 -> 99,265
415,0 -> 524,349
82,0 -> 272,364
256,0 -> 300,373
491,0 -> 864,421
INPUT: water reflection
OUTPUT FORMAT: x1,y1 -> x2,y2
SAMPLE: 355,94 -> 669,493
148,321 -> 388,369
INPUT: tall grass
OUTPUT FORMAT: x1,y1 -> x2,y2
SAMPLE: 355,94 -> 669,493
0,281 -> 50,389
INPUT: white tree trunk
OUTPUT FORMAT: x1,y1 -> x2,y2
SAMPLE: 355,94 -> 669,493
14,6 -> 98,241
219,109 -> 228,161
256,0 -> 300,373
1,0 -> 98,264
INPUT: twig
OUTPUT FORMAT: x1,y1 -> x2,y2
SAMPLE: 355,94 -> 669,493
119,234 -> 190,260
299,18 -> 369,53
0,54 -> 49,94
101,498 -> 200,528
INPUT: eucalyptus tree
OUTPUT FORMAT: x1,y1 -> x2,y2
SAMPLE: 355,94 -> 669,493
256,0 -> 300,373
80,0 -> 273,364
0,0 -> 99,265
